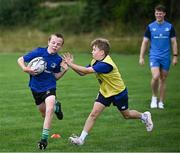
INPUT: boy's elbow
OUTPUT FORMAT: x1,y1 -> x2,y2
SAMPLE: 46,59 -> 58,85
17,56 -> 23,63
85,67 -> 94,74
17,57 -> 20,63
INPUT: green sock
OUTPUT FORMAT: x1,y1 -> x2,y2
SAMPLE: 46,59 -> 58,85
41,128 -> 49,140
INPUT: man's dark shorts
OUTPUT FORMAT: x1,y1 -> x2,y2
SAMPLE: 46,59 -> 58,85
96,88 -> 128,111
31,89 -> 56,105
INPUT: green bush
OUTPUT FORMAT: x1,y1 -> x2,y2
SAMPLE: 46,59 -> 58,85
0,0 -> 179,34
0,0 -> 41,26
33,1 -> 85,33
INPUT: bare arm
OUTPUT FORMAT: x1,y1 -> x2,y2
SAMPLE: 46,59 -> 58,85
70,67 -> 86,76
54,60 -> 68,80
54,70 -> 67,80
17,56 -> 37,75
171,37 -> 178,65
63,52 -> 95,76
73,70 -> 86,76
68,62 -> 95,75
139,38 -> 149,65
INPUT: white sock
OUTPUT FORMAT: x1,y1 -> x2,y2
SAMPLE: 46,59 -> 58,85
152,96 -> 157,101
79,130 -> 88,141
140,113 -> 147,122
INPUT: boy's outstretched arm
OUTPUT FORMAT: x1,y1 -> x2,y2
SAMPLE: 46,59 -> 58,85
69,63 -> 95,75
63,53 -> 95,75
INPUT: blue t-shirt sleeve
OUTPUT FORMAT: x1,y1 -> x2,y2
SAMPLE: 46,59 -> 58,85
54,57 -> 62,73
92,62 -> 113,73
144,26 -> 151,39
170,25 -> 176,38
23,48 -> 42,62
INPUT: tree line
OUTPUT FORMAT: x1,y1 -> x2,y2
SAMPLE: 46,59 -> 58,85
0,0 -> 179,33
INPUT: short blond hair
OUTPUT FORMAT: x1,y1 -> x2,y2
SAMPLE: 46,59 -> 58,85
91,38 -> 110,55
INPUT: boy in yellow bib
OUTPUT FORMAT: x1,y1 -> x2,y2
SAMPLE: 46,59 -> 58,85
64,38 -> 153,145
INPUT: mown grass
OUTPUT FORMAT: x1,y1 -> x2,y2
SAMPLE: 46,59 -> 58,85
0,53 -> 180,152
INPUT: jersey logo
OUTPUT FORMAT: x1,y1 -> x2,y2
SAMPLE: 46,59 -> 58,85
51,63 -> 56,68
150,62 -> 153,66
152,28 -> 156,31
165,27 -> 170,31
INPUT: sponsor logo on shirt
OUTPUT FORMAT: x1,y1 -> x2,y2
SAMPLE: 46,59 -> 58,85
154,33 -> 168,39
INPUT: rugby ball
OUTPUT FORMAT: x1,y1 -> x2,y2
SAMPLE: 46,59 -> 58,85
27,57 -> 46,75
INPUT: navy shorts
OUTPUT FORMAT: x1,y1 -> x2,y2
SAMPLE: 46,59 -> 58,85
31,88 -> 56,105
95,88 -> 128,111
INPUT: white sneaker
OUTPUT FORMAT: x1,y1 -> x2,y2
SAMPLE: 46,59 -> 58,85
150,97 -> 157,108
158,102 -> 164,109
69,134 -> 84,145
142,111 -> 153,132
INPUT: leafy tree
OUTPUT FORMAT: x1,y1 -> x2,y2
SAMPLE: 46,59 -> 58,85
80,0 -> 180,32
0,0 -> 42,26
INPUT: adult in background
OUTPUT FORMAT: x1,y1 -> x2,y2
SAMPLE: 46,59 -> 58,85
139,4 -> 178,109
17,33 -> 68,150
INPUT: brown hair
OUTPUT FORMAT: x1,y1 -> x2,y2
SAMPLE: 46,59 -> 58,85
155,4 -> 166,13
91,38 -> 110,55
49,33 -> 64,45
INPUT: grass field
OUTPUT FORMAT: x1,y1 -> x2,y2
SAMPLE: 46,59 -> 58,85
0,53 -> 180,152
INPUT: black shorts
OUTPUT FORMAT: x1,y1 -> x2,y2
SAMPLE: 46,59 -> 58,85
95,88 -> 128,111
31,89 -> 56,105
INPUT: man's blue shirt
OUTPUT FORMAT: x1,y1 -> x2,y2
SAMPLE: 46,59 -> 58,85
144,20 -> 176,59
23,47 -> 62,92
